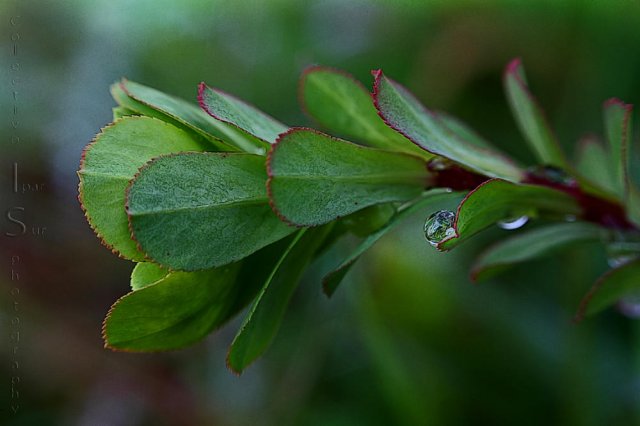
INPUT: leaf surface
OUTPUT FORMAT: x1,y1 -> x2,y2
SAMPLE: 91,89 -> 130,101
300,66 -> 428,157
435,111 -> 493,150
471,222 -> 605,282
372,70 -> 522,181
79,116 -> 207,260
198,82 -> 286,149
437,179 -> 582,251
104,263 -> 242,351
127,152 -> 294,271
323,189 -> 458,296
267,128 -> 431,227
227,226 -> 332,373
503,58 -> 568,168
603,99 -> 640,226
576,259 -> 640,320
575,135 -> 616,195
130,262 -> 170,290
603,99 -> 633,197
112,105 -> 137,120
106,235 -> 299,351
114,80 -> 235,151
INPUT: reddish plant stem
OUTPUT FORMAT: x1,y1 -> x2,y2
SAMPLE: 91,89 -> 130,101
429,162 -> 636,231
523,172 -> 635,230
429,163 -> 489,191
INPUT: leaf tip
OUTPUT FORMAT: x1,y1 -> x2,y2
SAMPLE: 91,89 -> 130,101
370,69 -> 383,97
196,81 -> 209,115
603,97 -> 633,111
224,351 -> 244,376
118,78 -> 134,98
505,57 -> 523,76
321,276 -> 336,298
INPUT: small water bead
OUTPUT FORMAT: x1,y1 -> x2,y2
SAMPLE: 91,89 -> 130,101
606,232 -> 640,268
498,215 -> 529,230
424,210 -> 456,246
607,253 -> 637,268
427,157 -> 454,171
618,294 -> 640,319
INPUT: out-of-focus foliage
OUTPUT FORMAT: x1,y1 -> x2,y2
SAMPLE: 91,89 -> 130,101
3,1 -> 640,425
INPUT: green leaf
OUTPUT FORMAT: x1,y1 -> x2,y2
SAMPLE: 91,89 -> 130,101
104,263 -> 243,351
111,81 -> 182,125
627,187 -> 640,227
372,69 -> 523,181
323,189 -> 458,297
603,99 -> 632,198
435,111 -> 493,149
112,80 -> 236,152
127,152 -> 294,271
106,235 -> 299,352
341,203 -> 397,237
112,105 -> 137,121
437,179 -> 582,251
300,66 -> 429,157
267,128 -> 431,227
575,259 -> 640,320
78,116 -> 207,261
227,226 -> 332,374
198,82 -> 286,148
603,98 -> 640,226
503,58 -> 568,168
575,135 -> 617,195
471,222 -> 605,282
130,262 -> 170,290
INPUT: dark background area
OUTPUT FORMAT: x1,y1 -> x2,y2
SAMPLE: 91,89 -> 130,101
1,0 -> 640,424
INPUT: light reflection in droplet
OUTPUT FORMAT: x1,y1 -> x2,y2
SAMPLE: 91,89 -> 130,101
424,210 -> 456,246
497,215 -> 528,230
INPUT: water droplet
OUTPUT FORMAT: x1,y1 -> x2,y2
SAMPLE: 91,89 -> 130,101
424,210 -> 456,246
427,158 -> 451,171
498,215 -> 528,230
606,231 -> 640,268
527,165 -> 576,186
618,293 -> 640,319
608,254 -> 636,268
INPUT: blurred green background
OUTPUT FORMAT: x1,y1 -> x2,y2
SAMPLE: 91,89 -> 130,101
1,0 -> 640,424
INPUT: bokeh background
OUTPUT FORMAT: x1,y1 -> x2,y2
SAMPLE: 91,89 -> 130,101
2,0 -> 640,424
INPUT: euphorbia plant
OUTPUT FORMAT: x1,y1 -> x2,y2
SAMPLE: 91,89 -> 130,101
78,59 -> 640,373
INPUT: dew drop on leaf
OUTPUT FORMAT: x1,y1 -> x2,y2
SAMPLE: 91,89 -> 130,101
618,294 -> 640,319
423,210 -> 456,246
498,215 -> 529,230
606,231 -> 640,268
607,254 -> 637,268
427,157 -> 451,171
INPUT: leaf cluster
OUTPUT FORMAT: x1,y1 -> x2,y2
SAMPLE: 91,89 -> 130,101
79,60 -> 640,372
